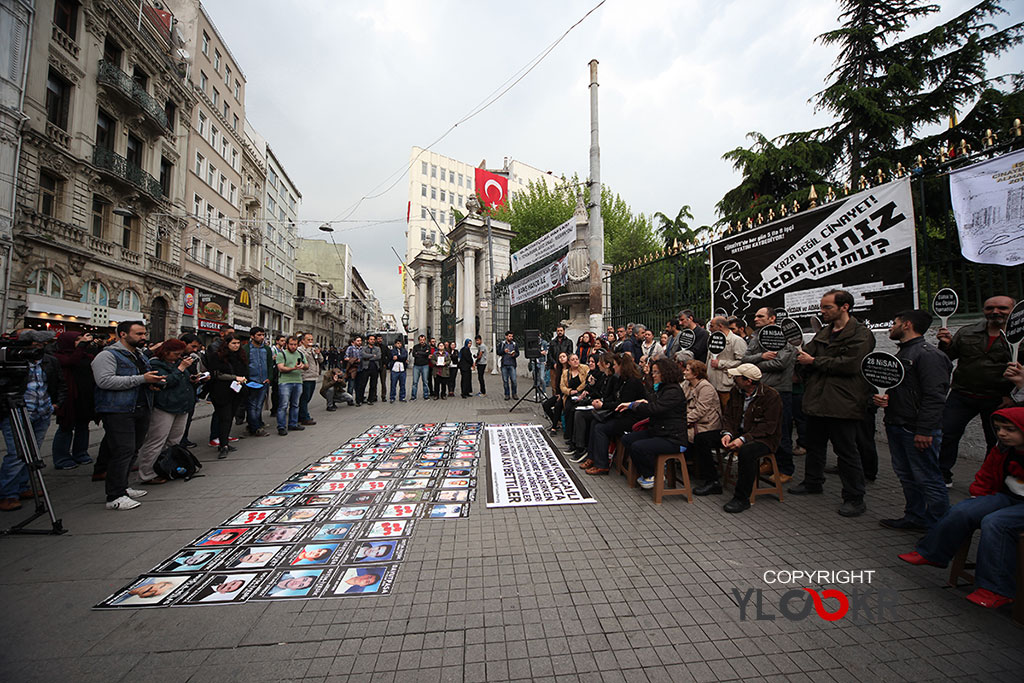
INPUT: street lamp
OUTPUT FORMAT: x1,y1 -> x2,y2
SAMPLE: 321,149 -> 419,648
318,223 -> 333,232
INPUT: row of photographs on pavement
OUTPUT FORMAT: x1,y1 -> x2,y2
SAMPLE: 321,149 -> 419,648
94,422 -> 482,609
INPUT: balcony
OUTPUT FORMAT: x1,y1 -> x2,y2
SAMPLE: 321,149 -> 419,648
96,60 -> 169,131
294,296 -> 326,311
92,145 -> 164,200
20,211 -> 148,272
147,254 -> 183,279
237,264 -> 261,282
52,24 -> 79,58
45,121 -> 70,149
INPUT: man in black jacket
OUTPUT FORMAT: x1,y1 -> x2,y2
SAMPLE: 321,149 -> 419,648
874,310 -> 952,531
410,335 -> 431,401
679,309 -> 709,363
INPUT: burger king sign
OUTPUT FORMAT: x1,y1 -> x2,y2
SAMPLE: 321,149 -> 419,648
197,292 -> 230,331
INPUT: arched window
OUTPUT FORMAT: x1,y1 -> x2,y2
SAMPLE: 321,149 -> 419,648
26,269 -> 63,297
80,280 -> 109,306
119,289 -> 141,311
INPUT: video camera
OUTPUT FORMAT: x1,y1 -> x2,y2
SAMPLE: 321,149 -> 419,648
0,334 -> 44,396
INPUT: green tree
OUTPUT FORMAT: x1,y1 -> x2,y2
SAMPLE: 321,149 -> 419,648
653,206 -> 708,248
491,175 -> 658,266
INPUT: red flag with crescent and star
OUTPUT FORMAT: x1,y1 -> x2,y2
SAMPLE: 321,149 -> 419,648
474,168 -> 509,210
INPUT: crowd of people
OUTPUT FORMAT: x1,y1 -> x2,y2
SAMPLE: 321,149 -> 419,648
1,288 -> 1021,610
532,292 -> 1023,610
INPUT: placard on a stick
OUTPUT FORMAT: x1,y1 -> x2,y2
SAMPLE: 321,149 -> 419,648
780,318 -> 803,346
774,308 -> 789,321
932,288 -> 958,329
677,328 -> 695,350
1006,300 -> 1024,363
757,325 -> 787,352
707,331 -> 727,357
861,352 -> 905,395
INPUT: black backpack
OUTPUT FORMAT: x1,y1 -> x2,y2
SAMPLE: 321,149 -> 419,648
154,444 -> 203,481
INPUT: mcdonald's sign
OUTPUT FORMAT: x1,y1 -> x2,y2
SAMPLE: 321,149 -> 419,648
236,288 -> 252,308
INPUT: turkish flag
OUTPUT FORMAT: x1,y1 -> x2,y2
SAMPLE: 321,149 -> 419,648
475,168 -> 509,209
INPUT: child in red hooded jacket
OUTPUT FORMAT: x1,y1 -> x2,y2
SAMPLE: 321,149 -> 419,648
899,407 -> 1024,609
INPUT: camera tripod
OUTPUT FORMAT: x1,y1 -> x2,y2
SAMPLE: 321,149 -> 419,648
0,391 -> 66,536
510,364 -> 547,412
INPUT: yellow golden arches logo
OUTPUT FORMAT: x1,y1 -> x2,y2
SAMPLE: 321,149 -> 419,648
237,288 -> 251,307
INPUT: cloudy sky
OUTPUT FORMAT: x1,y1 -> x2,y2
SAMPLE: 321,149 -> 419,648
206,0 -> 1022,319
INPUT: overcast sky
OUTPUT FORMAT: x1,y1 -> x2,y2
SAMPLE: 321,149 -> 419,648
206,0 -> 1022,319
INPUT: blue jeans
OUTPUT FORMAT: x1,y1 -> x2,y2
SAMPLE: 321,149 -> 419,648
298,380 -> 316,421
917,493 -> 1024,598
1,412 -> 52,498
52,418 -> 92,467
277,383 -> 303,430
246,384 -> 269,432
411,365 -> 430,398
390,371 -> 407,401
886,425 -> 948,528
501,365 -> 517,397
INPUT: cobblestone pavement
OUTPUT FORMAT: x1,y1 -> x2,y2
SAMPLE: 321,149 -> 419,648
1,375 -> 1021,682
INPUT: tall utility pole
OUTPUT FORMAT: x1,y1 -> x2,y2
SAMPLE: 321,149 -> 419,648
587,59 -> 603,332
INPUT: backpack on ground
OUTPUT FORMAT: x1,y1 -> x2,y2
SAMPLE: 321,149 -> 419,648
154,444 -> 203,481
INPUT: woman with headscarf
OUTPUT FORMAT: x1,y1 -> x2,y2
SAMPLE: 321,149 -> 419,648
206,334 -> 248,459
458,339 -> 475,399
52,331 -> 98,469
136,339 -> 196,483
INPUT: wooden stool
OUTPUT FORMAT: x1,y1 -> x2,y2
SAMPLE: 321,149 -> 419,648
612,440 -> 636,484
949,530 -> 1024,626
749,453 -> 784,504
652,451 -> 692,504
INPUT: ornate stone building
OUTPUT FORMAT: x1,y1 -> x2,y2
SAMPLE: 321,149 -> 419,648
10,0 -> 196,339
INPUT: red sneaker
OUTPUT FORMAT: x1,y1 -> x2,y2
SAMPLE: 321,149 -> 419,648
897,551 -> 944,567
965,588 -> 1013,609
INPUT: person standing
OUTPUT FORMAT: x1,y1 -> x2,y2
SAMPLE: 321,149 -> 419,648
136,339 -> 195,484
51,331 -> 96,469
473,335 -> 488,396
206,323 -> 235,445
500,331 -> 519,400
276,336 -> 307,435
344,336 -> 362,397
298,333 -> 322,424
742,307 -> 797,483
176,333 -> 204,450
458,339 -> 475,399
936,295 -> 1020,486
874,310 -> 952,531
91,321 -> 164,510
388,339 -> 408,402
446,341 -> 459,397
612,326 -> 637,359
376,336 -> 390,402
431,342 -> 451,400
410,335 -> 431,401
0,331 -> 65,512
359,336 -> 381,406
243,327 -> 273,437
269,334 -> 286,418
706,316 -> 748,407
548,326 -> 574,395
791,289 -> 876,517
206,334 -> 248,459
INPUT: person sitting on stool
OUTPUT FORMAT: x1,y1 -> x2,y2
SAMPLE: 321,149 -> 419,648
617,359 -> 688,490
696,363 -> 781,513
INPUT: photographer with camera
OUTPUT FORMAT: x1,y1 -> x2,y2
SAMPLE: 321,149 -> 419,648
91,321 -> 164,511
0,330 -> 66,512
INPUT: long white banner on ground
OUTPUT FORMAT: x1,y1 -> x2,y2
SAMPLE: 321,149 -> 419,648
510,217 -> 575,273
508,255 -> 569,306
485,424 -> 597,507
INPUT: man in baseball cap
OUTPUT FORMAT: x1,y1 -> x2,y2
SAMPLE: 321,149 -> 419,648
694,363 -> 782,513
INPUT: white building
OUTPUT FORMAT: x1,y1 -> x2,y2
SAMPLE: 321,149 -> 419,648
403,147 -> 560,324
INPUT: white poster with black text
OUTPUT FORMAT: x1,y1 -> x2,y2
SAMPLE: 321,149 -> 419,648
485,425 -> 596,507
949,148 -> 1024,267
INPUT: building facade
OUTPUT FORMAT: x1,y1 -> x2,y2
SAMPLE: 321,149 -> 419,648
295,237 -> 379,341
294,269 -> 342,348
255,128 -> 299,338
164,0 -> 248,340
9,0 -> 196,339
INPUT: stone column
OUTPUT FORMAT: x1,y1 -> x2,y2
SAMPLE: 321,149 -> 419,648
463,248 -> 476,340
455,255 -> 464,342
416,276 -> 427,337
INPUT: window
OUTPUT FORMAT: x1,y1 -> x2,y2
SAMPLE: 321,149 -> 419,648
191,236 -> 200,258
226,255 -> 233,277
160,157 -> 172,196
229,184 -> 237,205
232,114 -> 238,131
45,69 -> 71,129
430,187 -> 436,200
132,66 -> 148,91
193,193 -> 203,216
234,80 -> 240,100
458,194 -> 463,207
223,102 -> 229,120
38,172 -> 58,216
212,88 -> 219,107
125,134 -> 142,168
207,164 -> 215,187
231,149 -> 238,170
95,109 -> 115,150
421,184 -> 426,197
197,110 -> 207,136
267,196 -> 276,213
199,71 -> 207,91
218,174 -> 226,196
213,50 -> 221,72
103,38 -> 122,68
440,189 -> 446,202
431,164 -> 437,178
420,227 -> 427,241
421,161 -> 427,175
53,0 -> 77,39
439,168 -> 445,183
267,168 -> 277,188
458,173 -> 463,187
81,280 -> 109,306
202,31 -> 209,55
119,289 -> 141,311
440,211 -> 446,224
224,66 -> 231,86
210,125 -> 218,148
215,250 -> 223,272
91,196 -> 107,238
164,100 -> 176,131
220,137 -> 228,158
120,214 -> 136,250
421,207 -> 427,219
194,151 -> 204,176
28,269 -> 63,297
